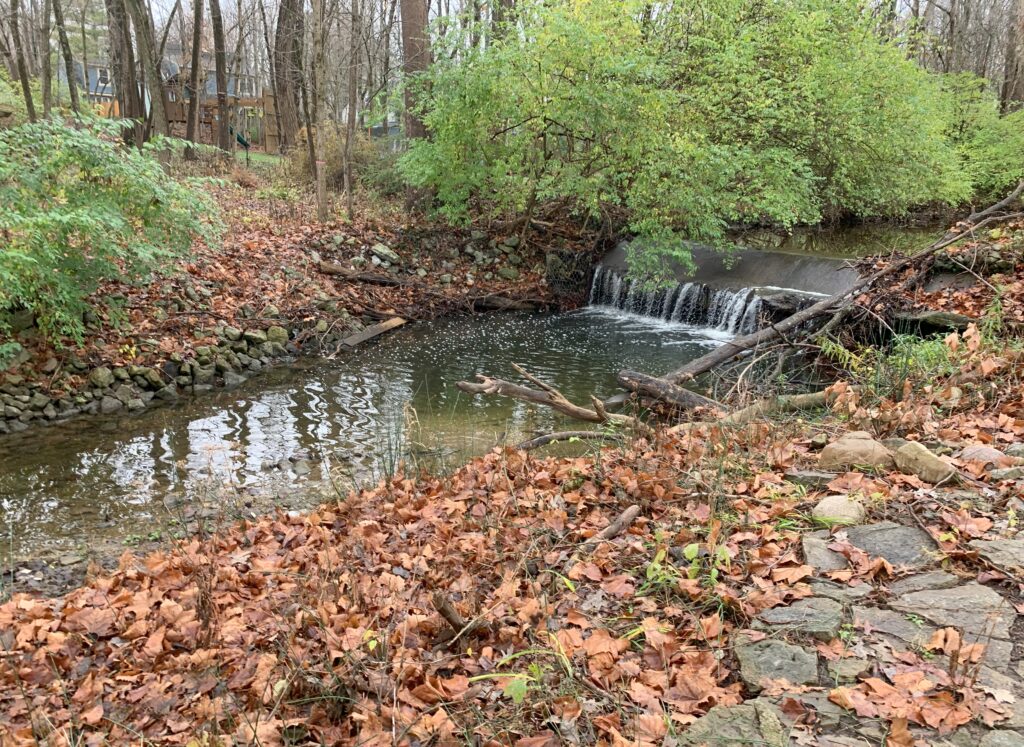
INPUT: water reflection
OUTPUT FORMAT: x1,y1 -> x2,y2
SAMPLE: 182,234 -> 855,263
0,310 -> 725,559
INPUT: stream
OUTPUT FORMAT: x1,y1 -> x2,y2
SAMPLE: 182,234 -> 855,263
0,225 -> 940,571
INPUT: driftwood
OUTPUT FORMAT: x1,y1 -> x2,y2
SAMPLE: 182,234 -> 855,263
721,389 -> 832,425
658,182 -> 1024,386
457,364 -> 652,435
617,370 -> 721,410
318,261 -> 404,286
560,504 -> 642,576
340,317 -> 406,347
517,430 -> 625,450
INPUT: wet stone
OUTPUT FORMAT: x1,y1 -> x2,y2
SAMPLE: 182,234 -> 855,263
756,597 -> 844,640
99,396 -> 122,414
845,521 -> 937,569
223,371 -> 247,390
736,639 -> 819,692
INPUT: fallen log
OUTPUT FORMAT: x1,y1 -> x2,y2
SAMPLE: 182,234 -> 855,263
720,389 -> 832,425
659,182 -> 1023,385
457,364 -> 651,434
318,261 -> 404,286
340,317 -> 406,347
517,430 -> 624,450
617,370 -> 721,411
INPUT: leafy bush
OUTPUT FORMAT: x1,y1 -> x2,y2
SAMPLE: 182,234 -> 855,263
284,125 -> 404,197
401,0 -> 970,275
0,117 -> 220,344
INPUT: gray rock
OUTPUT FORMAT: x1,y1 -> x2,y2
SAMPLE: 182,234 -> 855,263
28,392 -> 50,410
127,398 -> 145,411
979,732 -> 1024,747
40,357 -> 59,374
827,657 -> 871,683
440,274 -> 453,284
99,396 -> 123,414
853,605 -> 935,648
292,460 -> 311,477
266,325 -> 289,345
223,371 -> 247,390
223,326 -> 242,341
243,329 -> 268,345
960,444 -> 1009,467
497,266 -> 520,280
812,494 -> 865,525
970,538 -> 1024,572
819,431 -> 894,471
113,384 -> 135,404
370,243 -> 401,265
756,597 -> 844,640
736,639 -> 818,691
895,441 -> 958,484
889,582 -> 1014,641
154,386 -> 179,402
807,579 -> 873,604
677,700 -> 787,747
193,366 -> 216,385
845,522 -> 937,569
89,367 -> 115,389
889,571 -> 960,595
1006,444 -> 1024,459
802,530 -> 848,573
990,467 -> 1024,481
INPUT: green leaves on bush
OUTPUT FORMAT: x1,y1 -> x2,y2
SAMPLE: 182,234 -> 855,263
400,0 -> 986,274
0,118 -> 220,344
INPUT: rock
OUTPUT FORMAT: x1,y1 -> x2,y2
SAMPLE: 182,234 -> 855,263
889,571 -> 960,595
440,274 -> 453,284
827,657 -> 871,683
853,605 -> 935,648
127,398 -> 145,411
969,538 -> 1024,572
502,235 -> 521,248
845,522 -> 937,569
223,371 -> 247,390
154,386 -> 179,402
267,326 -> 289,345
990,467 -> 1024,481
736,639 -> 818,692
223,326 -> 242,341
89,367 -> 115,389
810,432 -> 829,450
890,582 -> 1014,641
959,444 -> 1008,468
416,267 -> 427,277
497,266 -> 520,281
785,469 -> 838,489
40,357 -> 59,374
243,329 -> 268,345
812,494 -> 865,525
141,368 -> 164,389
1006,444 -> 1024,459
894,441 -> 957,484
292,460 -> 311,477
370,243 -> 401,265
807,579 -> 872,604
678,700 -> 786,746
979,732 -> 1024,747
192,366 -> 216,386
99,396 -> 122,414
263,304 -> 280,318
819,431 -> 894,471
756,597 -> 843,640
28,392 -> 50,410
802,530 -> 848,573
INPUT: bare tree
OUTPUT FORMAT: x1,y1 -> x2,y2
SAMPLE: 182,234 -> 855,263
185,0 -> 203,155
124,0 -> 169,135
52,0 -> 79,114
11,0 -> 38,120
208,0 -> 231,151
273,0 -> 303,147
40,0 -> 52,115
399,0 -> 428,140
344,0 -> 359,218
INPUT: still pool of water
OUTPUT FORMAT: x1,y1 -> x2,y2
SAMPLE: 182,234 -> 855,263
0,310 -> 730,561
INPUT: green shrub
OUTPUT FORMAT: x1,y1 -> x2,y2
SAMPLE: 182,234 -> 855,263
401,0 -> 970,276
0,117 -> 220,344
284,125 -> 404,197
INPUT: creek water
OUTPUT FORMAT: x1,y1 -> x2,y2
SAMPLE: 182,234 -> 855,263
0,310 -> 730,563
0,224 -> 940,565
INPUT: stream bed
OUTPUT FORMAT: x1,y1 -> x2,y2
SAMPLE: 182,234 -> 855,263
0,309 -> 729,565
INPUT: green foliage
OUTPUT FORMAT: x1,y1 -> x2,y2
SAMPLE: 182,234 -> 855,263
946,74 -> 1024,200
0,117 -> 220,344
401,0 -> 970,275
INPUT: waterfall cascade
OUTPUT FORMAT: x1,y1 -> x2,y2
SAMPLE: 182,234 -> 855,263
588,266 -> 765,335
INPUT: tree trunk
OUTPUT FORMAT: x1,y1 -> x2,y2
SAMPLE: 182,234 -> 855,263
40,0 -> 52,115
52,0 -> 78,114
273,0 -> 303,148
104,0 -> 144,143
343,0 -> 360,219
184,0 -> 202,157
311,0 -> 328,219
208,0 -> 231,151
399,0 -> 430,209
123,0 -> 168,136
491,0 -> 512,38
616,370 -> 721,411
1003,0 -> 1024,113
258,0 -> 284,153
11,0 -> 38,121
398,0 -> 428,140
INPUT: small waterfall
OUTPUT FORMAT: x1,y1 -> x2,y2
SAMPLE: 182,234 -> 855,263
588,266 -> 764,335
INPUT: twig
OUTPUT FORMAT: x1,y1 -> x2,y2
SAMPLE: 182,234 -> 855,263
516,430 -> 624,450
